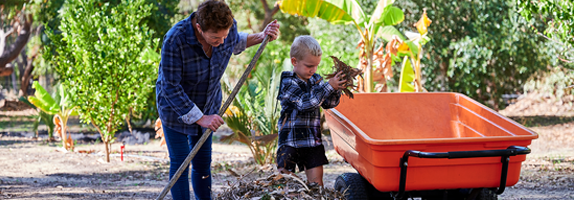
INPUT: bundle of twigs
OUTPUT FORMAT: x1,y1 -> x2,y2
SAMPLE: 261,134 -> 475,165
216,172 -> 345,200
325,56 -> 363,99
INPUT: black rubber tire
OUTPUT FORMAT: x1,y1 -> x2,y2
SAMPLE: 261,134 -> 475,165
476,188 -> 497,200
334,173 -> 369,200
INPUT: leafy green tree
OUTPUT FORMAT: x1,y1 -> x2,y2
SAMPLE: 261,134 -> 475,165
517,0 -> 573,63
46,0 -> 160,162
395,0 -> 556,109
36,0 -> 177,125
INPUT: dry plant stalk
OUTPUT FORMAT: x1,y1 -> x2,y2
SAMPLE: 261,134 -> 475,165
325,56 -> 363,99
54,115 -> 74,151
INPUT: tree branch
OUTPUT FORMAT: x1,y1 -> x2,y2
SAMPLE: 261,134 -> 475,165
260,1 -> 280,32
271,4 -> 280,17
260,0 -> 271,13
246,10 -> 257,33
19,46 -> 39,96
0,13 -> 33,76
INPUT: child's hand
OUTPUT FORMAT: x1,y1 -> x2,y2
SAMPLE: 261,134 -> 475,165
328,71 -> 346,90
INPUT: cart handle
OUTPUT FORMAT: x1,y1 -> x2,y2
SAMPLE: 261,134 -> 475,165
394,146 -> 530,200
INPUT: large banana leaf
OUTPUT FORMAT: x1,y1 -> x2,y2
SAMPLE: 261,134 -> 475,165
29,81 -> 59,114
278,0 -> 366,26
377,26 -> 406,42
55,84 -> 79,116
370,0 -> 404,34
398,56 -> 415,92
369,0 -> 394,25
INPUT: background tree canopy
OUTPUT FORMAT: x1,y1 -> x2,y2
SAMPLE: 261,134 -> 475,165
392,0 -> 561,109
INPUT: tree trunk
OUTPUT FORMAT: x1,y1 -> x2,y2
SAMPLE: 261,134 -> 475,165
19,52 -> 36,97
19,27 -> 41,96
0,14 -> 33,76
105,141 -> 110,162
18,50 -> 27,79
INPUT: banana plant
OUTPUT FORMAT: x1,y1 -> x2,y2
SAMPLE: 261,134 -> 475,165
28,81 -> 78,151
221,64 -> 282,165
384,9 -> 432,92
19,96 -> 55,140
277,0 -> 405,92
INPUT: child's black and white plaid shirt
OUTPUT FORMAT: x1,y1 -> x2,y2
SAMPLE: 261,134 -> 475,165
277,71 -> 342,148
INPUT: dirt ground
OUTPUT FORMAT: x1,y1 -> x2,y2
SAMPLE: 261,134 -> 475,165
1,109 -> 574,199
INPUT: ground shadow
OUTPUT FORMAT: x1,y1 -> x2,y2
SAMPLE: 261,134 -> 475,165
0,169 -> 172,199
508,116 -> 574,127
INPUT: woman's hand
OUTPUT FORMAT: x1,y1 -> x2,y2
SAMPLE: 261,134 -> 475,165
262,19 -> 280,42
246,20 -> 280,48
196,114 -> 224,132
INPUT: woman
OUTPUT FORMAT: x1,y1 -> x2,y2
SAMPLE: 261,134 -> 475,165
155,1 -> 280,199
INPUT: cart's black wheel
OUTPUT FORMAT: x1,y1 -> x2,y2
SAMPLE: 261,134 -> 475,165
475,188 -> 497,200
335,173 -> 369,200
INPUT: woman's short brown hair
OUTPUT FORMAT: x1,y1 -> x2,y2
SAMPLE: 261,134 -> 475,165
196,0 -> 234,32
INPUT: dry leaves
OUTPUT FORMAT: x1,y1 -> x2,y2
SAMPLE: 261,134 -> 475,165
154,119 -> 166,147
216,172 -> 346,200
414,8 -> 432,35
325,56 -> 363,99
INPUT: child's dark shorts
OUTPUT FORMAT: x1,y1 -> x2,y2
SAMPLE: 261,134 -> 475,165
276,145 -> 329,173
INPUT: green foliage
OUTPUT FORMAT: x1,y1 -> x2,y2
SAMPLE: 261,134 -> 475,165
524,67 -> 574,99
28,81 -> 58,114
310,18 -> 361,77
399,56 -> 415,92
0,0 -> 30,19
221,62 -> 284,165
38,0 -> 177,46
227,0 -> 310,43
27,81 -> 77,149
19,96 -> 55,139
517,0 -> 574,62
395,0 -> 556,109
46,0 -> 159,161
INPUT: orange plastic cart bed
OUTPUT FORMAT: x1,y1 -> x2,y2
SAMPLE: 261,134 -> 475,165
325,93 -> 538,199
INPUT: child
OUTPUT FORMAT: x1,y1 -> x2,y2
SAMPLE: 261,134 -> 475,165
276,35 -> 346,186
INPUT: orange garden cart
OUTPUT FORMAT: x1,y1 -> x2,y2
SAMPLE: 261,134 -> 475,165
325,93 -> 538,200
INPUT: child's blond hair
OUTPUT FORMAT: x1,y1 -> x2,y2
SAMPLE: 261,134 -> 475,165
290,35 -> 322,60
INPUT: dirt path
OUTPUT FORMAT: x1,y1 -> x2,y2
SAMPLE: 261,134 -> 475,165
1,120 -> 573,199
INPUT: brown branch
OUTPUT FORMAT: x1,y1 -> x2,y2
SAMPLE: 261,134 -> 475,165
271,4 -> 280,16
105,88 -> 120,142
3,28 -> 15,38
0,65 -> 13,76
90,115 -> 105,139
19,46 -> 38,96
259,0 -> 280,32
0,13 -> 33,75
246,10 -> 257,33
260,0 -> 271,12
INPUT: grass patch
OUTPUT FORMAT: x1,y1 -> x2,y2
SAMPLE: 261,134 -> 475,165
0,115 -> 37,131
509,116 -> 574,127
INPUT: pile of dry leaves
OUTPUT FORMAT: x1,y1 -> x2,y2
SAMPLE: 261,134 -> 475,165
216,170 -> 345,200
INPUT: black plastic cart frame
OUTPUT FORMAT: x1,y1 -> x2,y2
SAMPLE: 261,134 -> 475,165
393,146 -> 531,200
